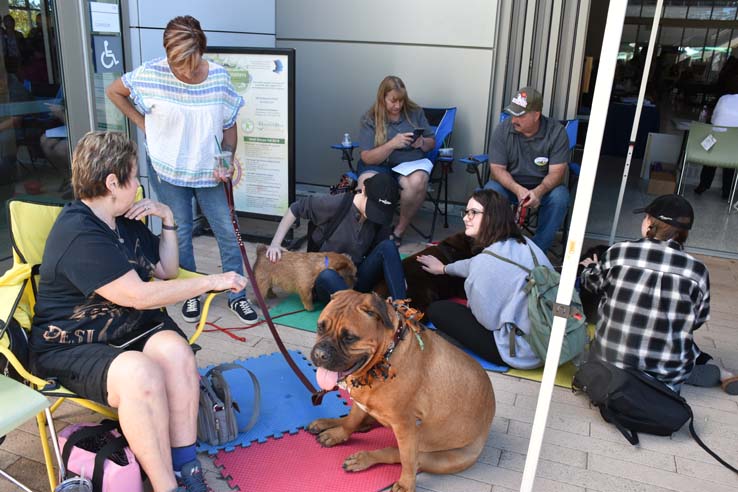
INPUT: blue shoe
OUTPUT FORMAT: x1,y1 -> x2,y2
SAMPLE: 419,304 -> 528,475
176,459 -> 211,492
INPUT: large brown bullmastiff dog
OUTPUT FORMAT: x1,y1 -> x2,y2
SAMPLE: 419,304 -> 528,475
308,290 -> 495,492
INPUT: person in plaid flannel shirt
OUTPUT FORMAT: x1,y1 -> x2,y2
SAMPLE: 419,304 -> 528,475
580,194 -> 737,395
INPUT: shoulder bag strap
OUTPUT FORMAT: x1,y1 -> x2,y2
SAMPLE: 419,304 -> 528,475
313,193 -> 354,252
527,243 -> 540,268
482,249 -> 531,274
61,421 -> 120,468
207,363 -> 261,433
92,435 -> 129,491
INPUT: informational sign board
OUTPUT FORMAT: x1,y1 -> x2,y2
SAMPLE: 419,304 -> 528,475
205,47 -> 295,221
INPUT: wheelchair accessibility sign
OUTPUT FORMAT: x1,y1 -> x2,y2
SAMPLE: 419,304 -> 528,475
92,35 -> 122,73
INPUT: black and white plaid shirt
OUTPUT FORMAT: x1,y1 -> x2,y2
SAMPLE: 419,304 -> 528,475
581,238 -> 710,390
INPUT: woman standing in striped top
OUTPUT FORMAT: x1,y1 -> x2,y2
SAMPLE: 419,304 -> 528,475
107,15 -> 259,329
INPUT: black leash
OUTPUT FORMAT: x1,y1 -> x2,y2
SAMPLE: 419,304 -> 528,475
222,177 -> 327,405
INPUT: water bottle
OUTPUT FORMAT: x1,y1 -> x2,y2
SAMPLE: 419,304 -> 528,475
342,133 -> 352,147
698,105 -> 708,123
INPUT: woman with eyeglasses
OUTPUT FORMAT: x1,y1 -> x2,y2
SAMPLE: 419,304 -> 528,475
416,189 -> 552,368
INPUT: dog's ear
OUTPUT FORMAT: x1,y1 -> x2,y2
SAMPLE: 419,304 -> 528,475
358,293 -> 394,330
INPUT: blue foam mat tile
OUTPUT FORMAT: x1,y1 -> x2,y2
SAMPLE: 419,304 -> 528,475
196,350 -> 349,455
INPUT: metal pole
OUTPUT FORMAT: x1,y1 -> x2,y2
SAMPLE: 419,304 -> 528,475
608,0 -> 664,245
519,1 -> 627,490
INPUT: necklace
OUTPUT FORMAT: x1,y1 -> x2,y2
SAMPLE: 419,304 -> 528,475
114,226 -> 124,244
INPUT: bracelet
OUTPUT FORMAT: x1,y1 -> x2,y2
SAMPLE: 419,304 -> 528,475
442,264 -> 447,274
162,223 -> 178,231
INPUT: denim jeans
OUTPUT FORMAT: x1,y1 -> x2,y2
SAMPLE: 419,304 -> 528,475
149,166 -> 244,303
484,179 -> 569,252
313,239 -> 407,304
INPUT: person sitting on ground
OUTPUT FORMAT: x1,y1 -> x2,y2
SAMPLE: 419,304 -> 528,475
417,189 -> 552,369
29,131 -> 249,492
356,75 -> 436,246
266,173 -> 406,303
484,87 -> 570,253
580,194 -> 737,395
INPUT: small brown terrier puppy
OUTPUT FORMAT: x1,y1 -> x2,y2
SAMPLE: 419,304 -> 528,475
253,244 -> 357,311
308,291 -> 495,492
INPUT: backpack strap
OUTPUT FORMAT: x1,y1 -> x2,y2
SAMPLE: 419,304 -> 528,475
686,409 -> 738,473
206,363 -> 261,433
311,193 -> 354,252
482,249 -> 531,274
527,243 -> 540,268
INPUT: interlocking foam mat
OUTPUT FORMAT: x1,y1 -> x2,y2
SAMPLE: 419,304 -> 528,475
196,351 -> 349,455
268,294 -> 322,332
214,427 -> 400,492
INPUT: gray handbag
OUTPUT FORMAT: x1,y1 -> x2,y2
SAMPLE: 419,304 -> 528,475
197,363 -> 260,446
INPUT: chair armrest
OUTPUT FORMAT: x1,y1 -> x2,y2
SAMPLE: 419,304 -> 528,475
459,154 -> 489,166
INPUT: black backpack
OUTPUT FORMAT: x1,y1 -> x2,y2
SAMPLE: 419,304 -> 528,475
573,358 -> 738,473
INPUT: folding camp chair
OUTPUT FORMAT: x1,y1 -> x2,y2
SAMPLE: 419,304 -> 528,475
409,106 -> 457,242
676,122 -> 738,213
0,196 -> 221,491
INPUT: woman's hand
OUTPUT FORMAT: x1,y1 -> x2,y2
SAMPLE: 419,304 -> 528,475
417,255 -> 446,276
213,155 -> 237,182
266,245 -> 283,263
580,254 -> 598,268
124,198 -> 173,225
411,135 -> 425,149
389,132 -> 414,150
210,271 -> 248,293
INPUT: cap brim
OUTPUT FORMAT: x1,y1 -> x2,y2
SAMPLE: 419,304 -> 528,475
365,200 -> 393,226
504,105 -> 526,117
632,207 -> 647,214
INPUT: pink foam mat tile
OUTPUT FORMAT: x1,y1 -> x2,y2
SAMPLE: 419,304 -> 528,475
214,426 -> 401,492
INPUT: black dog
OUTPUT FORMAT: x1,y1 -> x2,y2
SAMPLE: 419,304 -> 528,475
375,232 -> 475,312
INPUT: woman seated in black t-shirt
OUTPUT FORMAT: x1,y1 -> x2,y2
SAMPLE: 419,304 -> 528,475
29,131 -> 247,492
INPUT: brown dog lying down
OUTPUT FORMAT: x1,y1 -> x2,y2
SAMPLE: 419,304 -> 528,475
308,291 -> 495,492
375,231 -> 475,311
253,244 -> 357,311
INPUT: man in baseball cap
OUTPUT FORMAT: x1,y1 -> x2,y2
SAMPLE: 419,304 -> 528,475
484,86 -> 571,252
633,194 -> 694,230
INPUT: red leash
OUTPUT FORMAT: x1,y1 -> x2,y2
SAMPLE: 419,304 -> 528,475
222,177 -> 328,405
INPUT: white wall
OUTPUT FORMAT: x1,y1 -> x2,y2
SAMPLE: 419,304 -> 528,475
276,0 -> 498,202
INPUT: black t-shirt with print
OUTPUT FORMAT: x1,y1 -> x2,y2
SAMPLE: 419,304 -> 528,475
30,201 -> 176,353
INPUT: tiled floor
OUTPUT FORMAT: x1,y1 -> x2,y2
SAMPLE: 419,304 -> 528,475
2,210 -> 737,492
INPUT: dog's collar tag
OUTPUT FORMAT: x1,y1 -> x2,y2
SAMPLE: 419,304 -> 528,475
324,255 -> 329,268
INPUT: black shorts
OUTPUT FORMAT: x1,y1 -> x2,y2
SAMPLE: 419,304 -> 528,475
30,322 -> 186,406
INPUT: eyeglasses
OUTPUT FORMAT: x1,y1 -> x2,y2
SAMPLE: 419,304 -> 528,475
462,209 -> 484,219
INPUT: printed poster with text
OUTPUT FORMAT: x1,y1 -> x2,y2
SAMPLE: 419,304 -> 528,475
207,53 -> 290,217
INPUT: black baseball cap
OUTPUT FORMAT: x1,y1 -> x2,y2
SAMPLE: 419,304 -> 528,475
363,173 -> 400,226
633,194 -> 694,230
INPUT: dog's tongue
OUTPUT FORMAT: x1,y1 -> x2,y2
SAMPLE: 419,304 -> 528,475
316,367 -> 339,391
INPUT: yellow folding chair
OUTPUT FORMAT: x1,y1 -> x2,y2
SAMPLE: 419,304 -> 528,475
0,196 -> 221,491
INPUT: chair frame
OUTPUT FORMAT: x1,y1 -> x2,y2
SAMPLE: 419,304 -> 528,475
0,196 -> 221,491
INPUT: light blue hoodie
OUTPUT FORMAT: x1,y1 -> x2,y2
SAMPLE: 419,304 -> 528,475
444,237 -> 552,369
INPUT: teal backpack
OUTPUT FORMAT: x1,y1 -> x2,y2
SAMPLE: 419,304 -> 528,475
483,245 -> 588,366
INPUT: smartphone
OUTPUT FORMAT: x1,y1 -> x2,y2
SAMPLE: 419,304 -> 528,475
410,128 -> 424,143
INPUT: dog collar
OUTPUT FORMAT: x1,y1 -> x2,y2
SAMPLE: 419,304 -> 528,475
324,255 -> 329,268
349,299 -> 426,389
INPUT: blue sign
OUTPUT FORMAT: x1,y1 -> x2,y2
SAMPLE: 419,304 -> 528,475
92,35 -> 122,74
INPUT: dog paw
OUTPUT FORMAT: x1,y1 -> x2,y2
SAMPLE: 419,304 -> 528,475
307,418 -> 335,435
390,482 -> 414,492
315,427 -> 350,447
342,451 -> 374,472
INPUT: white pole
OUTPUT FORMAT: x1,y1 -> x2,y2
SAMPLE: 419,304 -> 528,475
519,1 -> 628,491
608,0 -> 664,245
